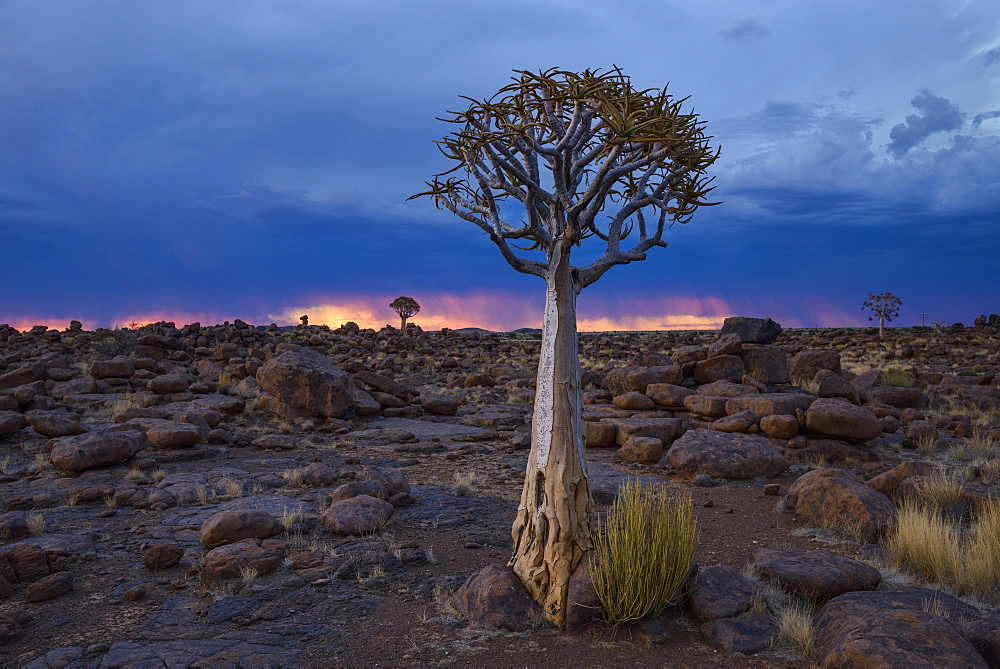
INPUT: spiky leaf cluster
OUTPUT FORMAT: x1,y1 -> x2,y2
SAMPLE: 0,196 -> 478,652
411,67 -> 720,286
862,292 -> 902,322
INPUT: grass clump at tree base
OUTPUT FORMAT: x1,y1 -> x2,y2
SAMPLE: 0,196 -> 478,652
589,478 -> 697,625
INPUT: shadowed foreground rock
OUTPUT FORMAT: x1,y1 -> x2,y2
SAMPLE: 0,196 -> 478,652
686,565 -> 759,623
448,564 -> 543,631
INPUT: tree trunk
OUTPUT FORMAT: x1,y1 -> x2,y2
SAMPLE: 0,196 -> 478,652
878,315 -> 885,340
509,241 -> 591,628
400,316 -> 407,330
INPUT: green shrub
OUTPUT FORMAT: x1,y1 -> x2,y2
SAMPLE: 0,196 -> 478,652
589,479 -> 697,624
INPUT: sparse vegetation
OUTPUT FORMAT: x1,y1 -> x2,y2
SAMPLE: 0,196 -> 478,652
589,480 -> 697,625
26,511 -> 46,536
881,368 -> 915,388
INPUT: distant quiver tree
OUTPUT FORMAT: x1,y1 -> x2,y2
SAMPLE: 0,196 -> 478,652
389,296 -> 421,330
862,292 -> 902,339
411,67 -> 719,626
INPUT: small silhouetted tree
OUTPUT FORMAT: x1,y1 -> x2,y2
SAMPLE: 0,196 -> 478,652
862,292 -> 902,339
390,296 -> 420,330
412,67 -> 719,626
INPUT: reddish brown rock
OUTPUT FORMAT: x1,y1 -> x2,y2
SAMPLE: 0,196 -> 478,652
687,565 -> 759,623
199,509 -> 284,549
251,434 -> 296,450
421,393 -> 461,416
146,373 -> 191,393
321,495 -> 394,536
24,571 -> 73,602
710,410 -> 756,433
805,398 -> 882,444
300,462 -> 337,487
739,344 -> 790,384
256,348 -> 358,419
25,410 -> 87,438
726,393 -> 816,418
753,547 -> 880,601
448,563 -> 542,631
618,436 -> 663,463
790,349 -> 841,383
666,428 -> 789,479
601,416 -> 685,447
721,317 -> 782,344
200,538 -> 286,580
707,333 -> 742,357
0,612 -> 20,645
866,460 -> 934,499
684,394 -> 730,418
366,467 -> 411,496
784,468 -> 896,541
815,369 -> 859,404
606,366 -> 682,396
645,383 -> 694,408
760,414 -> 799,439
699,616 -> 777,654
612,391 -> 655,410
143,543 -> 185,570
584,421 -> 617,448
329,480 -> 389,502
865,385 -> 928,409
50,430 -> 148,471
0,411 -> 27,440
90,357 -> 135,380
815,588 -> 986,668
146,421 -> 202,448
694,355 -> 746,384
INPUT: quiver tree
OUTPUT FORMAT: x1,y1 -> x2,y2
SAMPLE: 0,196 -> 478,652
411,67 -> 719,626
862,292 -> 902,339
389,296 -> 421,330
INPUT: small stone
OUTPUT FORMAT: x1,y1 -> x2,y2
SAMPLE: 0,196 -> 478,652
763,483 -> 780,495
25,571 -> 74,602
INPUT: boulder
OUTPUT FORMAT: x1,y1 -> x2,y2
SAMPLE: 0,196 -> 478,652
612,392 -> 655,410
146,421 -> 202,448
256,348 -> 358,419
199,509 -> 284,549
201,538 -> 286,580
24,571 -> 74,602
866,460 -> 934,499
720,317 -> 782,344
618,436 -> 663,463
684,394 -> 730,418
725,393 -> 816,418
601,417 -> 685,447
666,429 -> 789,479
711,410 -> 757,433
700,616 -> 777,655
707,333 -> 742,357
49,377 -> 98,399
753,547 -> 881,601
329,480 -> 389,502
366,467 -> 411,496
25,410 -> 88,438
815,369 -> 859,404
697,380 -> 759,398
687,565 -> 759,623
300,462 -> 338,487
645,383 -> 694,408
739,344 -> 790,384
321,495 -> 394,536
50,430 -> 148,471
815,588 -> 986,668
90,357 -> 135,380
146,374 -> 191,393
251,434 -> 296,450
783,468 -> 896,542
759,414 -> 799,439
421,393 -> 461,416
448,563 -> 542,631
694,355 -> 746,384
965,612 -> 1000,667
865,386 -> 929,409
0,361 -> 49,391
0,411 -> 27,440
605,366 -> 682,396
805,398 -> 882,443
584,422 -> 618,448
789,349 -> 841,383
143,544 -> 185,570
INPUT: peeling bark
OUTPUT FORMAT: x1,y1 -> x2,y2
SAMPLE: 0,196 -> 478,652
509,241 -> 592,628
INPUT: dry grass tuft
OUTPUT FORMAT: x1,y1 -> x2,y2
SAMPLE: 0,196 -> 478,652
775,599 -> 817,659
26,511 -> 46,537
590,479 -> 697,625
881,368 -> 915,388
452,471 -> 478,497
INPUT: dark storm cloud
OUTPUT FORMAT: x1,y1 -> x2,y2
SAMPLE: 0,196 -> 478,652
973,110 -> 1000,128
887,90 -> 964,157
985,47 -> 1000,67
720,17 -> 771,41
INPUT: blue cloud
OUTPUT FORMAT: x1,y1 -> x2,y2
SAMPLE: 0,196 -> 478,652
720,17 -> 771,41
888,90 -> 964,157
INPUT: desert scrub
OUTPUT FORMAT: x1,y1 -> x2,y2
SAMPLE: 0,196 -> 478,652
880,368 -> 915,388
452,471 -> 478,497
775,599 -> 817,659
886,498 -> 1000,604
589,479 -> 697,624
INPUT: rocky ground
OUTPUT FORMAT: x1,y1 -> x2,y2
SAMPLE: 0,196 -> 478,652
0,316 -> 998,667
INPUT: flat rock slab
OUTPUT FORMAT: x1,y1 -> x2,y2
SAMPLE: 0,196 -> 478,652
753,547 -> 881,600
369,417 -> 491,439
14,533 -> 96,556
700,616 -> 777,654
666,428 -> 789,479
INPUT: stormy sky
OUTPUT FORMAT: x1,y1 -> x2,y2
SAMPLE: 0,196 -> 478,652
1,0 -> 998,331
